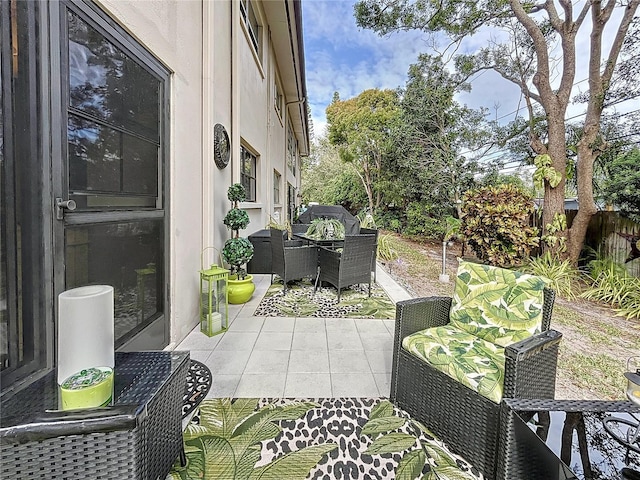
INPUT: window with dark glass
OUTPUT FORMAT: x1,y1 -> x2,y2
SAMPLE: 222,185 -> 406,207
275,82 -> 283,118
241,146 -> 257,202
239,0 -> 261,57
274,170 -> 281,204
287,123 -> 297,176
67,11 -> 161,210
64,9 -> 167,348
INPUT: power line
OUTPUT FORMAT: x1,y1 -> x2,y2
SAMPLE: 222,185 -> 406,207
490,78 -> 591,122
487,82 -> 639,123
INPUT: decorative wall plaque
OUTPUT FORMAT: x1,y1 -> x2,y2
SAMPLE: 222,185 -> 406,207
213,124 -> 230,169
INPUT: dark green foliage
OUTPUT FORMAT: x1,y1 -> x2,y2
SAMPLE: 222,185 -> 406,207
227,183 -> 247,203
405,202 -> 446,238
222,183 -> 253,278
602,148 -> 640,222
376,210 -> 404,233
222,237 -> 254,273
461,184 -> 539,267
223,208 -> 250,231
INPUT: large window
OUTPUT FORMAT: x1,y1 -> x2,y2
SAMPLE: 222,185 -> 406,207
63,5 -> 168,349
273,170 -> 281,204
240,0 -> 261,57
67,10 -> 161,210
241,145 -> 257,202
274,82 -> 283,119
287,122 -> 297,176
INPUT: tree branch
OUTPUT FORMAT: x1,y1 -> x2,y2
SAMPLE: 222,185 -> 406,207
558,0 -> 573,24
508,0 -> 554,103
602,0 -> 639,85
574,1 -> 591,31
545,0 -> 565,32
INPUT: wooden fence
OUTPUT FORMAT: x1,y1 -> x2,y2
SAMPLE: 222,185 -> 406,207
567,211 -> 640,277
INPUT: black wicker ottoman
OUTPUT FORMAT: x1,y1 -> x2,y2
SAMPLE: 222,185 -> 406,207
1,351 -> 189,479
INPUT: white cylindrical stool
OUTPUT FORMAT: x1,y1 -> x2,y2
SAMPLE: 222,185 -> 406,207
57,285 -> 115,385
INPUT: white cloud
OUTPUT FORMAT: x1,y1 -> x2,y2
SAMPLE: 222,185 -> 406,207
304,0 -> 429,131
302,0 -> 638,137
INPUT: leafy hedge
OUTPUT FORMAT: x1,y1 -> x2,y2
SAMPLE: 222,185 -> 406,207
461,184 -> 539,267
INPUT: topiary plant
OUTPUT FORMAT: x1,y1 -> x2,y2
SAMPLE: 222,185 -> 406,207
460,184 -> 539,267
222,183 -> 254,278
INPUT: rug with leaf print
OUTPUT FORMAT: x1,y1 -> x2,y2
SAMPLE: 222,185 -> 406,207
254,278 -> 395,319
167,397 -> 483,480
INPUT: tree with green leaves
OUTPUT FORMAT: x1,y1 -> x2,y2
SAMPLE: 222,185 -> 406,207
603,148 -> 640,223
394,54 -> 490,218
326,88 -> 402,215
355,0 -> 639,263
301,137 -> 366,210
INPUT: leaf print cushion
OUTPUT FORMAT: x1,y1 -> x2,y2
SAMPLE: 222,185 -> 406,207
402,325 -> 506,403
449,260 -> 547,347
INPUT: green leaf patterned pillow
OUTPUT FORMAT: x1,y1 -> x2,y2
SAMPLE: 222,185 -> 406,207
449,260 -> 548,347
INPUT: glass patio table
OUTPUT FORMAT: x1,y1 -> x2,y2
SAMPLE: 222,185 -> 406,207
498,398 -> 640,480
292,233 -> 344,248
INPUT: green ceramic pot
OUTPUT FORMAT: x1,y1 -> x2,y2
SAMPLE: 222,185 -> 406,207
227,274 -> 255,304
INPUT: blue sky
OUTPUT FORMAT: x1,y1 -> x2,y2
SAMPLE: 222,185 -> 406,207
302,0 -> 523,137
301,0 -> 635,143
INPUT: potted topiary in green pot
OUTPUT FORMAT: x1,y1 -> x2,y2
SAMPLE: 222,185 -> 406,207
222,183 -> 255,304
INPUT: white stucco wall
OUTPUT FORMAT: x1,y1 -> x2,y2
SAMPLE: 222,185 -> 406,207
93,0 -> 305,347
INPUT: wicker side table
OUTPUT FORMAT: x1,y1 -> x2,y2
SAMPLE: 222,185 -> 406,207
1,351 -> 189,479
498,398 -> 640,480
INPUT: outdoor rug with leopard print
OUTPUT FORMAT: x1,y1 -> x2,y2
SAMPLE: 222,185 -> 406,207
254,278 -> 395,319
167,397 -> 483,480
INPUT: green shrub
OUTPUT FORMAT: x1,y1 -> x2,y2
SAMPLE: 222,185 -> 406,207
377,234 -> 398,262
377,211 -> 403,232
582,262 -> 640,320
222,237 -> 254,272
227,183 -> 247,202
585,252 -> 629,281
524,252 -> 583,299
461,184 -> 539,267
405,202 -> 445,238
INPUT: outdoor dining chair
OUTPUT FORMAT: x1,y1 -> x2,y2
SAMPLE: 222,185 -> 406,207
314,234 -> 377,301
359,227 -> 379,282
270,228 -> 318,291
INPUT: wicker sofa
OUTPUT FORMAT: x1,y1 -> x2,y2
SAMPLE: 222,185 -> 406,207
390,261 -> 562,479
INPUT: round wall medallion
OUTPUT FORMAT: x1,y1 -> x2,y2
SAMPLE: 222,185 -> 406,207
214,124 -> 230,169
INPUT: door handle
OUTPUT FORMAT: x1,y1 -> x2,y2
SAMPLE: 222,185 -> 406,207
55,198 -> 77,220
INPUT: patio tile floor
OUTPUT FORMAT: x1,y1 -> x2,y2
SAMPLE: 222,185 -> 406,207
175,266 -> 412,398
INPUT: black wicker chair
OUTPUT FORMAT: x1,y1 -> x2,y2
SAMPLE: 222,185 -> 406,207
314,234 -> 377,302
390,289 -> 562,479
270,228 -> 318,291
359,227 -> 379,282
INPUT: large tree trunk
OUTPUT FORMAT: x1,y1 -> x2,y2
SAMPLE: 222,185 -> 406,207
569,123 -> 599,262
542,113 -> 569,255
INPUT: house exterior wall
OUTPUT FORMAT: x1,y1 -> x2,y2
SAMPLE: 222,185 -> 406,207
95,0 -> 308,346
